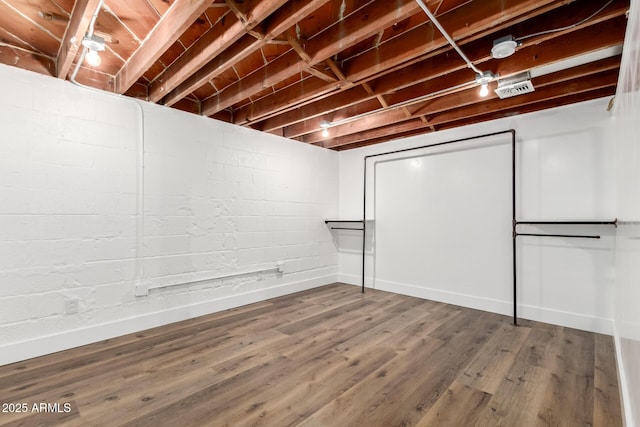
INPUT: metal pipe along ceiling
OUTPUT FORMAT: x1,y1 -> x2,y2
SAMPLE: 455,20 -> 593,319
414,0 -> 484,75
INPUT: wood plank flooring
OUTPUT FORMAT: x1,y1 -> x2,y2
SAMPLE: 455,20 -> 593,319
0,283 -> 622,426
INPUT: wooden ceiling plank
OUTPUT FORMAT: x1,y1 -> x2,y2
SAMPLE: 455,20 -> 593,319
0,26 -> 41,52
320,118 -> 429,148
345,0 -> 570,83
232,0 -> 580,126
0,44 -> 56,76
0,1 -> 60,56
259,84 -> 370,132
201,0 -> 423,116
148,0 -> 289,103
327,86 -> 616,150
163,0 -> 330,107
165,34 -> 262,106
261,14 -> 627,136
266,0 -> 627,127
436,87 -> 616,132
428,71 -> 619,126
362,0 -> 628,93
309,66 -> 620,145
115,0 -> 216,95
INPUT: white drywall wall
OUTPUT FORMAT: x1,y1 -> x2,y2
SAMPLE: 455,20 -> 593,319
612,0 -> 640,423
338,97 -> 616,335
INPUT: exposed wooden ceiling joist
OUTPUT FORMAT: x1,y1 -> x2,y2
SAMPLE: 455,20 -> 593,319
56,0 -> 102,79
0,0 -> 630,150
232,0 -> 576,126
200,0 -> 428,116
148,0 -> 290,103
162,0 -> 331,106
319,65 -> 620,148
115,0 -> 216,94
282,16 -> 627,140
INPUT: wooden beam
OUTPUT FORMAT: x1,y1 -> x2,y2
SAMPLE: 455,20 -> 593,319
162,0 -> 329,106
201,0 -> 423,116
307,66 -> 339,83
346,0 -> 569,83
262,14 -> 627,136
332,86 -> 616,150
56,0 -> 102,79
115,0 -> 215,95
285,32 -> 311,63
148,0 -> 288,103
267,85 -> 371,134
237,0 -> 627,127
232,0 -> 574,125
319,70 -> 619,147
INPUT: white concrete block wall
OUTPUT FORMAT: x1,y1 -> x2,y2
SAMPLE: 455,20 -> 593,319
0,64 -> 338,365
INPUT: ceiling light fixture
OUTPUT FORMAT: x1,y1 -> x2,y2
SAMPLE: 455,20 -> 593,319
81,34 -> 105,67
415,0 -> 497,101
320,120 -> 331,138
475,71 -> 495,97
491,35 -> 518,59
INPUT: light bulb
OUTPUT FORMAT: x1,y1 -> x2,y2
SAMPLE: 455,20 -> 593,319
85,49 -> 101,67
322,128 -> 329,138
479,83 -> 489,97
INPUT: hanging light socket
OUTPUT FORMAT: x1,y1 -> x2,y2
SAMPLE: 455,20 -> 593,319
81,34 -> 105,66
320,120 -> 331,137
475,71 -> 496,97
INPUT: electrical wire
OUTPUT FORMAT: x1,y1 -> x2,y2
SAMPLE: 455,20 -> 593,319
516,0 -> 615,42
414,0 -> 484,75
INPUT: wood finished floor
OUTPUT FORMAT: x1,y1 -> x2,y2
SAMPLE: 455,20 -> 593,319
0,283 -> 622,427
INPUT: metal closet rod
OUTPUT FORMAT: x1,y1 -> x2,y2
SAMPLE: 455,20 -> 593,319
516,233 -> 601,239
324,220 -> 365,230
362,130 -> 518,326
516,219 -> 617,226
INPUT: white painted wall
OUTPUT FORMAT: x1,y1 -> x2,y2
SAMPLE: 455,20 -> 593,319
612,0 -> 640,423
0,64 -> 338,366
338,98 -> 616,334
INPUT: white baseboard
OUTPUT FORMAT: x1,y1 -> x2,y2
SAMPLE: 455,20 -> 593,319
341,277 -> 612,335
613,323 -> 636,427
374,278 -> 513,316
0,274 -> 336,367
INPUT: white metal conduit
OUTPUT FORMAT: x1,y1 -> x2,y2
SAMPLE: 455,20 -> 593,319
134,265 -> 284,296
414,0 -> 484,75
70,1 -> 289,298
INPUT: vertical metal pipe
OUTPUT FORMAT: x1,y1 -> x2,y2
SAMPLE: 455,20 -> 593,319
511,130 -> 517,326
362,157 -> 367,293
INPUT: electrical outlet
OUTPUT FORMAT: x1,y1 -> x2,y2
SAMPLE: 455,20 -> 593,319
65,298 -> 79,314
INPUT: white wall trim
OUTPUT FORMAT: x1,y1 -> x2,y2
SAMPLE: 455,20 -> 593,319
613,322 -> 636,427
340,277 -> 612,335
0,275 -> 336,367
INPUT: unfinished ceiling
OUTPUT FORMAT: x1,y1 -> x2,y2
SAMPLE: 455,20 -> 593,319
0,0 -> 629,150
